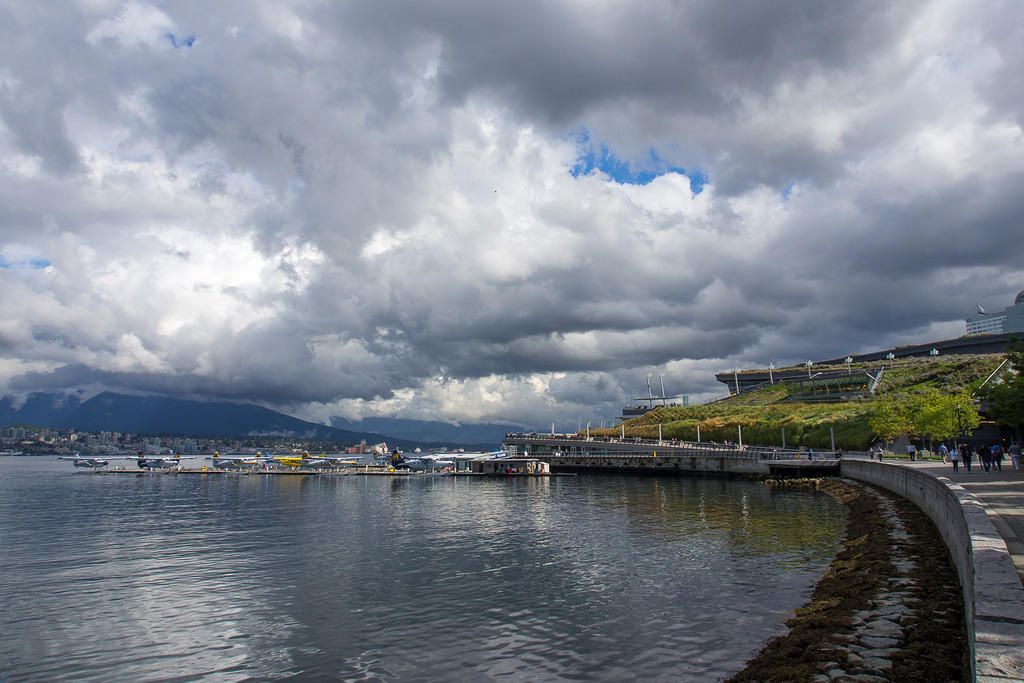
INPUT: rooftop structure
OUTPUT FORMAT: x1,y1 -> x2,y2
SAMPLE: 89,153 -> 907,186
716,332 -> 1017,395
620,372 -> 688,420
966,290 -> 1024,335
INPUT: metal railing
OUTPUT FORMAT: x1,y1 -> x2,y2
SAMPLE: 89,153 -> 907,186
506,433 -> 844,461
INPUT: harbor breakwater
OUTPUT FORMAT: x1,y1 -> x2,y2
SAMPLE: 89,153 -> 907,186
507,436 -> 1024,679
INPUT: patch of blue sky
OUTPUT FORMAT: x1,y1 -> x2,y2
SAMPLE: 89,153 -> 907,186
570,131 -> 707,193
167,33 -> 195,49
781,182 -> 796,201
0,258 -> 51,270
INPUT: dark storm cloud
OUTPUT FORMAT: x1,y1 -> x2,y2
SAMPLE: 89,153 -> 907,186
332,0 -> 911,124
0,0 -> 1022,426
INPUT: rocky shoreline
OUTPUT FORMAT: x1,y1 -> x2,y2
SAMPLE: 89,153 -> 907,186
727,478 -> 968,682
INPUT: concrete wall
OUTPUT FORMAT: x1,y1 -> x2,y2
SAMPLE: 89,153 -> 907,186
549,454 -> 767,476
840,460 -> 1024,681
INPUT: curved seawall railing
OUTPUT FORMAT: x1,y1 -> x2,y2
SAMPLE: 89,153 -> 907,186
840,460 -> 1024,680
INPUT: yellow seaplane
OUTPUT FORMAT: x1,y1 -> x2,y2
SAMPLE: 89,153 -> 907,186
269,451 -> 360,470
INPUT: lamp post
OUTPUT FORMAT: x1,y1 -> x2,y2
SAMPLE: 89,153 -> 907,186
734,367 -> 740,395
886,352 -> 895,369
806,360 -> 813,380
845,356 -> 853,375
930,348 -> 939,357
768,362 -> 775,385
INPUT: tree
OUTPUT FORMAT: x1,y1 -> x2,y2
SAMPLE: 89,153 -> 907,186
919,390 -> 980,446
871,389 -> 981,450
983,340 -> 1024,442
948,392 -> 983,443
869,393 -> 916,445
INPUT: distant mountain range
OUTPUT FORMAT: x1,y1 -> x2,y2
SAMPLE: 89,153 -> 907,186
330,416 -> 524,448
0,391 -> 514,449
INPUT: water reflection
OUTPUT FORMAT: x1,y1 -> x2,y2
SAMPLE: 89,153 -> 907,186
0,458 -> 843,681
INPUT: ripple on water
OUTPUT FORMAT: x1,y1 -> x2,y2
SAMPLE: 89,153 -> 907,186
0,460 -> 844,681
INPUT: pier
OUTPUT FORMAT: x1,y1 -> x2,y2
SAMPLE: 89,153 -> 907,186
504,433 -> 839,476
91,467 -> 441,477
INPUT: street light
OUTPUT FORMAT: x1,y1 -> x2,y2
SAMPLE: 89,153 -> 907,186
733,367 -> 740,395
845,356 -> 853,375
768,362 -> 775,385
806,360 -> 813,380
930,348 -> 939,357
886,352 -> 895,369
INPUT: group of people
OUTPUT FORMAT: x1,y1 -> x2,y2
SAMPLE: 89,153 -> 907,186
942,442 -> 1022,473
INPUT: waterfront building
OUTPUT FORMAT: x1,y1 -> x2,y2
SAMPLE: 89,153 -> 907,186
966,290 -> 1024,335
469,457 -> 550,475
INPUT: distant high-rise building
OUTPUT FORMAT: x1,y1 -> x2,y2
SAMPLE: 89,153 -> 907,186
966,290 -> 1024,335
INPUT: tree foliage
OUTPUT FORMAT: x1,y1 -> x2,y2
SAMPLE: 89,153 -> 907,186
869,388 -> 980,443
919,391 -> 980,441
982,341 -> 1024,430
869,393 -> 916,442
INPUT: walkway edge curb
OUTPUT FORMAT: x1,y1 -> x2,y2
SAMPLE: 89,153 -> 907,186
841,460 -> 1024,681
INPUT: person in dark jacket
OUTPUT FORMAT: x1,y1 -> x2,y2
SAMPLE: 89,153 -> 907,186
991,443 -> 1004,471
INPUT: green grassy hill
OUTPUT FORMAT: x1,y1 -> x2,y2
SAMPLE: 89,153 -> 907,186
592,355 -> 1003,450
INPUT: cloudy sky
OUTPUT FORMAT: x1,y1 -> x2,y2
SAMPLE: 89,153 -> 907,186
1,0 -> 1022,430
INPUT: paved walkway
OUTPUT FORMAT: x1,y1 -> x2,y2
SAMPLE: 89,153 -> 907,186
897,458 -> 1024,586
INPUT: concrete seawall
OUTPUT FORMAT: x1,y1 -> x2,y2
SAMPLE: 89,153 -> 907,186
841,460 -> 1024,680
542,453 -> 766,475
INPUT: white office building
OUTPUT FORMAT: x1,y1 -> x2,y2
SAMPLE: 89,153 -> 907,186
966,290 -> 1024,335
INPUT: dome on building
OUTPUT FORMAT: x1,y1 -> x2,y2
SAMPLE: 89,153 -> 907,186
1016,290 -> 1024,307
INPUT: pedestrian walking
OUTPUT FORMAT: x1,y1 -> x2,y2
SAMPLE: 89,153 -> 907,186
938,443 -> 949,463
991,443 -> 1004,471
1010,442 -> 1021,471
950,446 -> 960,473
961,444 -> 973,472
978,445 -> 990,472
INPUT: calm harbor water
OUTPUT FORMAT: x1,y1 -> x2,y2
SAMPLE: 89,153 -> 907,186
0,457 -> 844,681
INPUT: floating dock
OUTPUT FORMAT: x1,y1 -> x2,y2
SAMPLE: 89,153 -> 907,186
89,467 -> 452,477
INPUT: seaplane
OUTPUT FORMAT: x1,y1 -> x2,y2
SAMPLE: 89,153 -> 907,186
135,452 -> 200,470
208,451 -> 271,470
389,450 -> 425,471
269,451 -> 360,470
415,449 -> 508,469
390,451 -> 462,472
318,452 -> 362,468
59,453 -> 121,469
